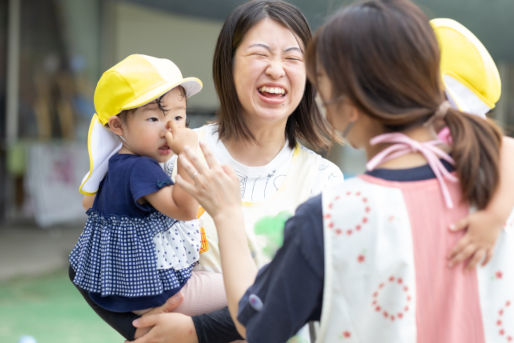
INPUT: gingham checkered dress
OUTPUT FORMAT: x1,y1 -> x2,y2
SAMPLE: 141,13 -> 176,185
70,210 -> 193,297
69,154 -> 194,298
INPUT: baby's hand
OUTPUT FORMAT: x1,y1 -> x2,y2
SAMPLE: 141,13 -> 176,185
447,211 -> 503,270
165,128 -> 198,155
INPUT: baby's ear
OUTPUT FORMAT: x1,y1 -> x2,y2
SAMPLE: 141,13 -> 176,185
107,116 -> 124,136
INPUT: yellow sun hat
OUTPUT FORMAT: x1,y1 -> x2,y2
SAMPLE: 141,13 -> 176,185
431,18 -> 501,118
94,54 -> 202,125
79,54 -> 203,195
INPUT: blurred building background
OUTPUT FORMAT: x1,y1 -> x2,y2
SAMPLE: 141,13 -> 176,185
1,0 -> 513,227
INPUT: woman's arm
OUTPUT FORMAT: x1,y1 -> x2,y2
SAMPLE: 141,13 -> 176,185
176,143 -> 255,338
129,312 -> 198,343
132,143 -> 326,343
130,307 -> 243,343
192,308 -> 242,343
212,209 -> 255,338
175,143 -> 326,340
448,136 -> 514,268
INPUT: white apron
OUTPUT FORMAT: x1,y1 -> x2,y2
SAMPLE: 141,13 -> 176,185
319,177 -> 514,343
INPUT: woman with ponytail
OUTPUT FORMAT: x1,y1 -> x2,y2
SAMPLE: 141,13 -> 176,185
173,0 -> 514,341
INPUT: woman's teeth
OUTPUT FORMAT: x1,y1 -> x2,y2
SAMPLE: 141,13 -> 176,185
258,86 -> 286,95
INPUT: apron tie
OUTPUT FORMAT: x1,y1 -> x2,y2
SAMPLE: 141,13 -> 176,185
366,132 -> 457,208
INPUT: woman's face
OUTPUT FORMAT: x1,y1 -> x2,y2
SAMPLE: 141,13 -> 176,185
316,70 -> 348,133
317,69 -> 381,150
233,18 -> 306,126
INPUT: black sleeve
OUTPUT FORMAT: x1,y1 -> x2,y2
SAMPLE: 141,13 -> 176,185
192,307 -> 243,343
68,265 -> 138,340
237,195 -> 325,342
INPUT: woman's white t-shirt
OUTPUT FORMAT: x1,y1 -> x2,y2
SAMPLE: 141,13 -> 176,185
165,123 -> 343,272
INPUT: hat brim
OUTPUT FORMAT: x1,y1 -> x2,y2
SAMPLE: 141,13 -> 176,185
431,18 -> 501,111
122,76 -> 203,111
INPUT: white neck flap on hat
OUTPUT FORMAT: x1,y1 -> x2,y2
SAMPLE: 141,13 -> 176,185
443,75 -> 490,119
79,114 -> 122,195
431,18 -> 501,119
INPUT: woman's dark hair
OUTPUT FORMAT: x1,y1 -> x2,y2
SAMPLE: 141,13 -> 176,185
306,0 -> 502,209
213,0 -> 332,150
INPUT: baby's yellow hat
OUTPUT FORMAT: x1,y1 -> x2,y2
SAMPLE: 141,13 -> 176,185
431,18 -> 501,117
94,54 -> 202,125
79,54 -> 202,195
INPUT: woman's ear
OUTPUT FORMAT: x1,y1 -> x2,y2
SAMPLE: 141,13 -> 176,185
108,116 -> 124,137
336,101 -> 360,129
347,103 -> 360,123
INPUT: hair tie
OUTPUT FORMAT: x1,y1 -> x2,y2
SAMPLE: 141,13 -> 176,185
425,100 -> 450,126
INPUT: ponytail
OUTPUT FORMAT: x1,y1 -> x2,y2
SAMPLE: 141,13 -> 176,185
445,109 -> 502,209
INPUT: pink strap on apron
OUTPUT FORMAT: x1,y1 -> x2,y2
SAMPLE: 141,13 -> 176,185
366,132 -> 457,208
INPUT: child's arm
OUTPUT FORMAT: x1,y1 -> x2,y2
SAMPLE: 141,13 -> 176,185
145,128 -> 199,221
448,136 -> 514,269
82,194 -> 96,210
145,163 -> 198,220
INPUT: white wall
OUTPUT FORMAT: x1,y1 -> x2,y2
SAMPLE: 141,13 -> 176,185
115,2 -> 223,110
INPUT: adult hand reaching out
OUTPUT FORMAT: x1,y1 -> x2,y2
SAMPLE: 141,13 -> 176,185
130,143 -> 252,343
175,142 -> 241,221
176,142 -> 255,339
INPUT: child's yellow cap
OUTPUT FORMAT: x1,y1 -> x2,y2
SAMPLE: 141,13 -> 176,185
79,54 -> 202,195
431,18 -> 501,117
94,54 -> 203,125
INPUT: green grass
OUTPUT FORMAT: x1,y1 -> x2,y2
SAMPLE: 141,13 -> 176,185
0,268 -> 122,343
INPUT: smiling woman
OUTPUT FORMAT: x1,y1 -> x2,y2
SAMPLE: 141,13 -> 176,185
212,0 -> 332,154
233,18 -> 306,127
129,1 -> 344,343
179,0 -> 344,275
171,2 -> 344,341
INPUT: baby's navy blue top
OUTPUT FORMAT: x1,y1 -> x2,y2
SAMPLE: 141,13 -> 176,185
93,154 -> 172,218
234,161 -> 454,342
87,154 -> 181,312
